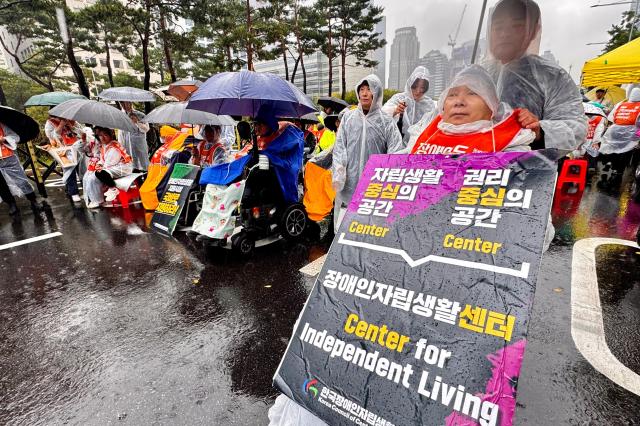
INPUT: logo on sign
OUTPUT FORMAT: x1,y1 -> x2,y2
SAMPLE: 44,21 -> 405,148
302,378 -> 319,398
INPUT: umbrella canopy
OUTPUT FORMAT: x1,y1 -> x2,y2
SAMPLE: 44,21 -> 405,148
49,99 -> 137,132
280,112 -> 320,125
143,102 -> 235,126
186,70 -> 317,118
98,86 -> 156,102
0,106 -> 40,143
24,91 -> 87,107
582,37 -> 640,86
585,86 -> 626,106
167,80 -> 202,101
583,102 -> 607,117
317,96 -> 349,113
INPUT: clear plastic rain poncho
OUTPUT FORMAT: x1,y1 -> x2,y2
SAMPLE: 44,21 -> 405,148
332,74 -> 403,207
481,0 -> 586,151
382,66 -> 437,147
405,65 -> 535,154
0,122 -> 35,199
600,88 -> 640,155
117,110 -> 150,171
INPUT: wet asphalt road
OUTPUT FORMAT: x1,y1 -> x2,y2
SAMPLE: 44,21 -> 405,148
1,171 -> 640,425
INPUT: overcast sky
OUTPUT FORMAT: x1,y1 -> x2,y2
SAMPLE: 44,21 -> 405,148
376,0 -> 633,82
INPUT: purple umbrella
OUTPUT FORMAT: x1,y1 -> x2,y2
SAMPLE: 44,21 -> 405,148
186,70 -> 317,118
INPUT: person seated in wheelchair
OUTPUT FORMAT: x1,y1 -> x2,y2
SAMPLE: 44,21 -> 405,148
191,107 -> 305,242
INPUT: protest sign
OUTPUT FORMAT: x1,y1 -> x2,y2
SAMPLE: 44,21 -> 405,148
151,163 -> 199,236
274,150 -> 558,426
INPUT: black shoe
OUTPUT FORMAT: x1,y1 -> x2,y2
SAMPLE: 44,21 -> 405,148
8,202 -> 19,216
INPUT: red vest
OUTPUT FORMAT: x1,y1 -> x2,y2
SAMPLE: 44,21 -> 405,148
198,141 -> 224,166
0,125 -> 14,159
586,115 -> 604,141
613,102 -> 640,126
411,110 -> 524,155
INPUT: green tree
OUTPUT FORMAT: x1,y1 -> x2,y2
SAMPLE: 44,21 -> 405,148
76,0 -> 132,88
258,0 -> 294,80
0,68 -> 47,109
289,2 -> 322,93
0,0 -> 68,92
330,0 -> 385,99
604,10 -> 640,53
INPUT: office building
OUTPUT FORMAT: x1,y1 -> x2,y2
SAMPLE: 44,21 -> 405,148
388,27 -> 420,90
418,50 -> 449,99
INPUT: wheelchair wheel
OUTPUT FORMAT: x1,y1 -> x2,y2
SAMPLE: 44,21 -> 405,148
232,232 -> 255,256
280,203 -> 308,241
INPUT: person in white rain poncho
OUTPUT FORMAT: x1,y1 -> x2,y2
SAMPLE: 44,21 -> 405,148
382,66 -> 437,147
332,74 -> 403,227
482,0 -> 586,151
83,127 -> 134,208
600,88 -> 640,156
408,65 -> 535,155
0,121 -> 44,215
117,102 -> 150,171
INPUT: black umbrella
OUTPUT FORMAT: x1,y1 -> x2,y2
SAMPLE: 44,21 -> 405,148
0,106 -> 40,143
317,96 -> 349,113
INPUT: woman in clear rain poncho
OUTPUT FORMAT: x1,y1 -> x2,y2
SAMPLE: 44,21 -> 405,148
382,66 -> 437,148
408,65 -> 535,155
332,74 -> 403,227
481,0 -> 586,151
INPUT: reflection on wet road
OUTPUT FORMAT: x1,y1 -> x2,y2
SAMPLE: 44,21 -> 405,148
0,171 -> 639,424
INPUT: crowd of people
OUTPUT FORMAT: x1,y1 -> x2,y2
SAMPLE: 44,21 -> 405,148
0,0 -> 632,235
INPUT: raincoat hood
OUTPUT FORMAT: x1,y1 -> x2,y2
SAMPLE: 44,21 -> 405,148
437,65 -> 500,116
487,0 -> 542,63
356,74 -> 384,113
404,66 -> 431,101
629,88 -> 640,103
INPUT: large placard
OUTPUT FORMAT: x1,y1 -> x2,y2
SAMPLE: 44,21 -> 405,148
274,150 -> 558,426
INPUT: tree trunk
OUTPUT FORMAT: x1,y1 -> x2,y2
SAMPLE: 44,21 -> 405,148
159,10 -> 177,82
246,0 -> 253,70
301,55 -> 306,93
226,44 -> 233,71
291,56 -> 300,84
65,35 -> 90,98
281,39 -> 289,81
104,34 -> 114,87
341,50 -> 346,100
293,2 -> 305,92
0,83 -> 6,106
142,1 -> 152,113
327,14 -> 332,96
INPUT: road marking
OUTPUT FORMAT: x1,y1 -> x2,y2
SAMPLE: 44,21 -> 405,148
0,232 -> 63,251
571,238 -> 640,396
300,254 -> 327,277
337,233 -> 530,278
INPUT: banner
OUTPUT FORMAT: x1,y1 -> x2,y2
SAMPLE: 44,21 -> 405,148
274,150 -> 558,426
151,163 -> 199,236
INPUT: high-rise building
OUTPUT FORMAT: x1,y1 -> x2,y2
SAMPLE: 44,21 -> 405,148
373,16 -> 386,85
449,39 -> 486,82
0,26 -> 35,75
418,50 -> 449,99
388,27 -> 420,91
254,52 -> 340,98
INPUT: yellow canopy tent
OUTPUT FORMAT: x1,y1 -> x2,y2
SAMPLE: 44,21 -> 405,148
582,37 -> 640,87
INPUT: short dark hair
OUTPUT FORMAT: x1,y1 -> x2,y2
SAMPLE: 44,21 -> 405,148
94,126 -> 115,140
596,89 -> 606,94
357,81 -> 370,92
